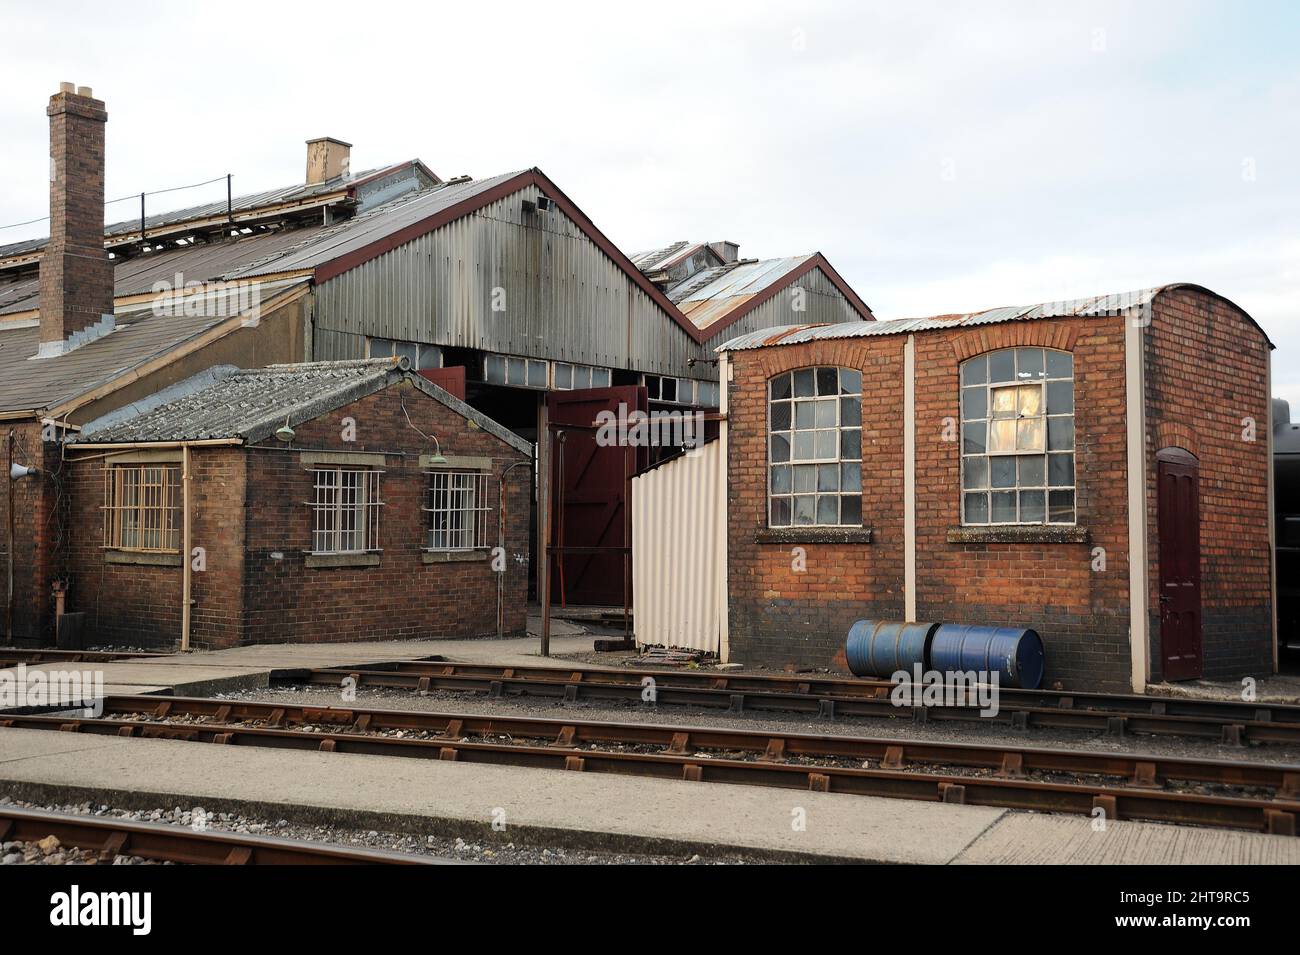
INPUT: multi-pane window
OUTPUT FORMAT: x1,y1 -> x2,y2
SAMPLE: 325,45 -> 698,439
310,468 -> 383,554
768,367 -> 863,527
960,347 -> 1076,525
367,337 -> 442,369
424,470 -> 491,551
554,362 -> 612,390
484,354 -> 548,389
103,465 -> 181,552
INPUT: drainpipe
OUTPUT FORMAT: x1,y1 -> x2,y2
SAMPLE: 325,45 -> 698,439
181,444 -> 192,652
5,431 -> 12,641
904,335 -> 917,622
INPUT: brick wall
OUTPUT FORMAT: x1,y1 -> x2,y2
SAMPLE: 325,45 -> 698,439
239,380 -> 530,646
1,423 -> 60,641
725,294 -> 1273,690
60,379 -> 529,649
1145,289 -> 1273,681
64,447 -> 245,649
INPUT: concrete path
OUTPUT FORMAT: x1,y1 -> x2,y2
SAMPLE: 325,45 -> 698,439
2,615 -> 598,698
0,726 -> 1294,864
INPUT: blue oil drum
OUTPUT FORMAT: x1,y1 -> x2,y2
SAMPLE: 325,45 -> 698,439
929,624 -> 1046,689
845,620 -> 938,678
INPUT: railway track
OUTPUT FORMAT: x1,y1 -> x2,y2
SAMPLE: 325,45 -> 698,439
0,648 -> 166,665
0,805 -> 441,865
2,694 -> 1297,836
289,660 -> 1300,746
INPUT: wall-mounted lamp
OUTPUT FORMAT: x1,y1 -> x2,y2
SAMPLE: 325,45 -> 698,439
9,462 -> 38,480
275,414 -> 295,443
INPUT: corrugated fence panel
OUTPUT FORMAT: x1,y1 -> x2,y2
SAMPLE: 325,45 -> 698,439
632,438 -> 725,654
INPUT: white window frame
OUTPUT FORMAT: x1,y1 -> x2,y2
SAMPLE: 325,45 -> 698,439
423,469 -> 491,551
767,366 -> 864,528
960,347 -> 1076,527
309,467 -> 383,554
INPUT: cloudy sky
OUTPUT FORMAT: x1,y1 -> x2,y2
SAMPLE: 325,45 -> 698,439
2,1 -> 1296,410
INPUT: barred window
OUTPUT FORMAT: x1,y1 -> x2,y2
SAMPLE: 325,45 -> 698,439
424,470 -> 491,551
310,468 -> 383,554
103,465 -> 182,552
960,347 -> 1076,525
768,367 -> 863,527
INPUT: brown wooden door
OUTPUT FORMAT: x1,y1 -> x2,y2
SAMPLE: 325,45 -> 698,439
546,386 -> 648,606
1157,448 -> 1202,681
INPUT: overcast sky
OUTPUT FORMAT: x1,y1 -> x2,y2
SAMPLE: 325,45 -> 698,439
1,1 -> 1296,412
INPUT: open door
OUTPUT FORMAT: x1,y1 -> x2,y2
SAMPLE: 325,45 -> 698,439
1158,447 -> 1202,681
546,386 -> 648,606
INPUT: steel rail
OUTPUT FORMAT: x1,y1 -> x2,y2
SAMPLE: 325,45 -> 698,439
2,695 -> 1297,836
0,648 -> 166,665
294,661 -> 1300,745
0,805 -> 442,865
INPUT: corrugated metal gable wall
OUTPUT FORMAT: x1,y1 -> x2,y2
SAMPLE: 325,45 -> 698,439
701,266 -> 864,352
315,184 -> 711,379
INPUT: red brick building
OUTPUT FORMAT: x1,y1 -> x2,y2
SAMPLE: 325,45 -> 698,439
61,358 -> 532,649
717,286 -> 1275,691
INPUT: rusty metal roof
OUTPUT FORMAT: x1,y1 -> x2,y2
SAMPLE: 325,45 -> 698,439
717,286 -> 1223,352
668,256 -> 816,330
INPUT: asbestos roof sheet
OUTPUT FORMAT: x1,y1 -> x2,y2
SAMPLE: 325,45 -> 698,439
716,286 -> 1171,351
0,279 -> 306,413
668,255 -> 814,330
75,357 -> 533,454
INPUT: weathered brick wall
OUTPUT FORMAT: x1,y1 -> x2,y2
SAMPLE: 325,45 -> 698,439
64,447 -> 246,649
726,316 -> 1135,689
240,380 -> 530,646
915,317 -> 1132,690
726,336 -> 907,671
1,422 -> 60,642
1145,289 -> 1273,681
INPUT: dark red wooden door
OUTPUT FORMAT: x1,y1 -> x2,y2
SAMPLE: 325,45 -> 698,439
546,386 -> 648,606
418,366 -> 466,401
1158,448 -> 1202,681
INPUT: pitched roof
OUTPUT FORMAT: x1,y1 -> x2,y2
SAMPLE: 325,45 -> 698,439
717,284 -> 1274,351
74,358 -> 532,454
0,278 -> 307,415
0,159 -> 438,265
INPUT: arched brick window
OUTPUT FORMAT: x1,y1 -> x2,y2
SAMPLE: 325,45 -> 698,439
960,347 -> 1076,525
768,367 -> 863,527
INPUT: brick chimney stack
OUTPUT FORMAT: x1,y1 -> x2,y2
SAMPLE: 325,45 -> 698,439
37,82 -> 113,358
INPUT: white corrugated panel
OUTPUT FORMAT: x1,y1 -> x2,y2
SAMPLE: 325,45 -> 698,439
632,436 -> 727,655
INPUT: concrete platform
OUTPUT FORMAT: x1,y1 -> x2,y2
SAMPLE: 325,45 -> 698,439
0,727 -> 1295,864
2,612 -> 602,702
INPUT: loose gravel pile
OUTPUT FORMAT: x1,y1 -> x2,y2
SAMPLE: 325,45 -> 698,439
0,797 -> 745,866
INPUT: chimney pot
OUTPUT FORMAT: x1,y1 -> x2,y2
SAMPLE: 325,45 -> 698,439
59,81 -> 74,94
76,85 -> 93,97
306,137 -> 352,185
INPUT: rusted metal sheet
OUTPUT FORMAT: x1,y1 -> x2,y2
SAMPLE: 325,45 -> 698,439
631,436 -> 726,654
